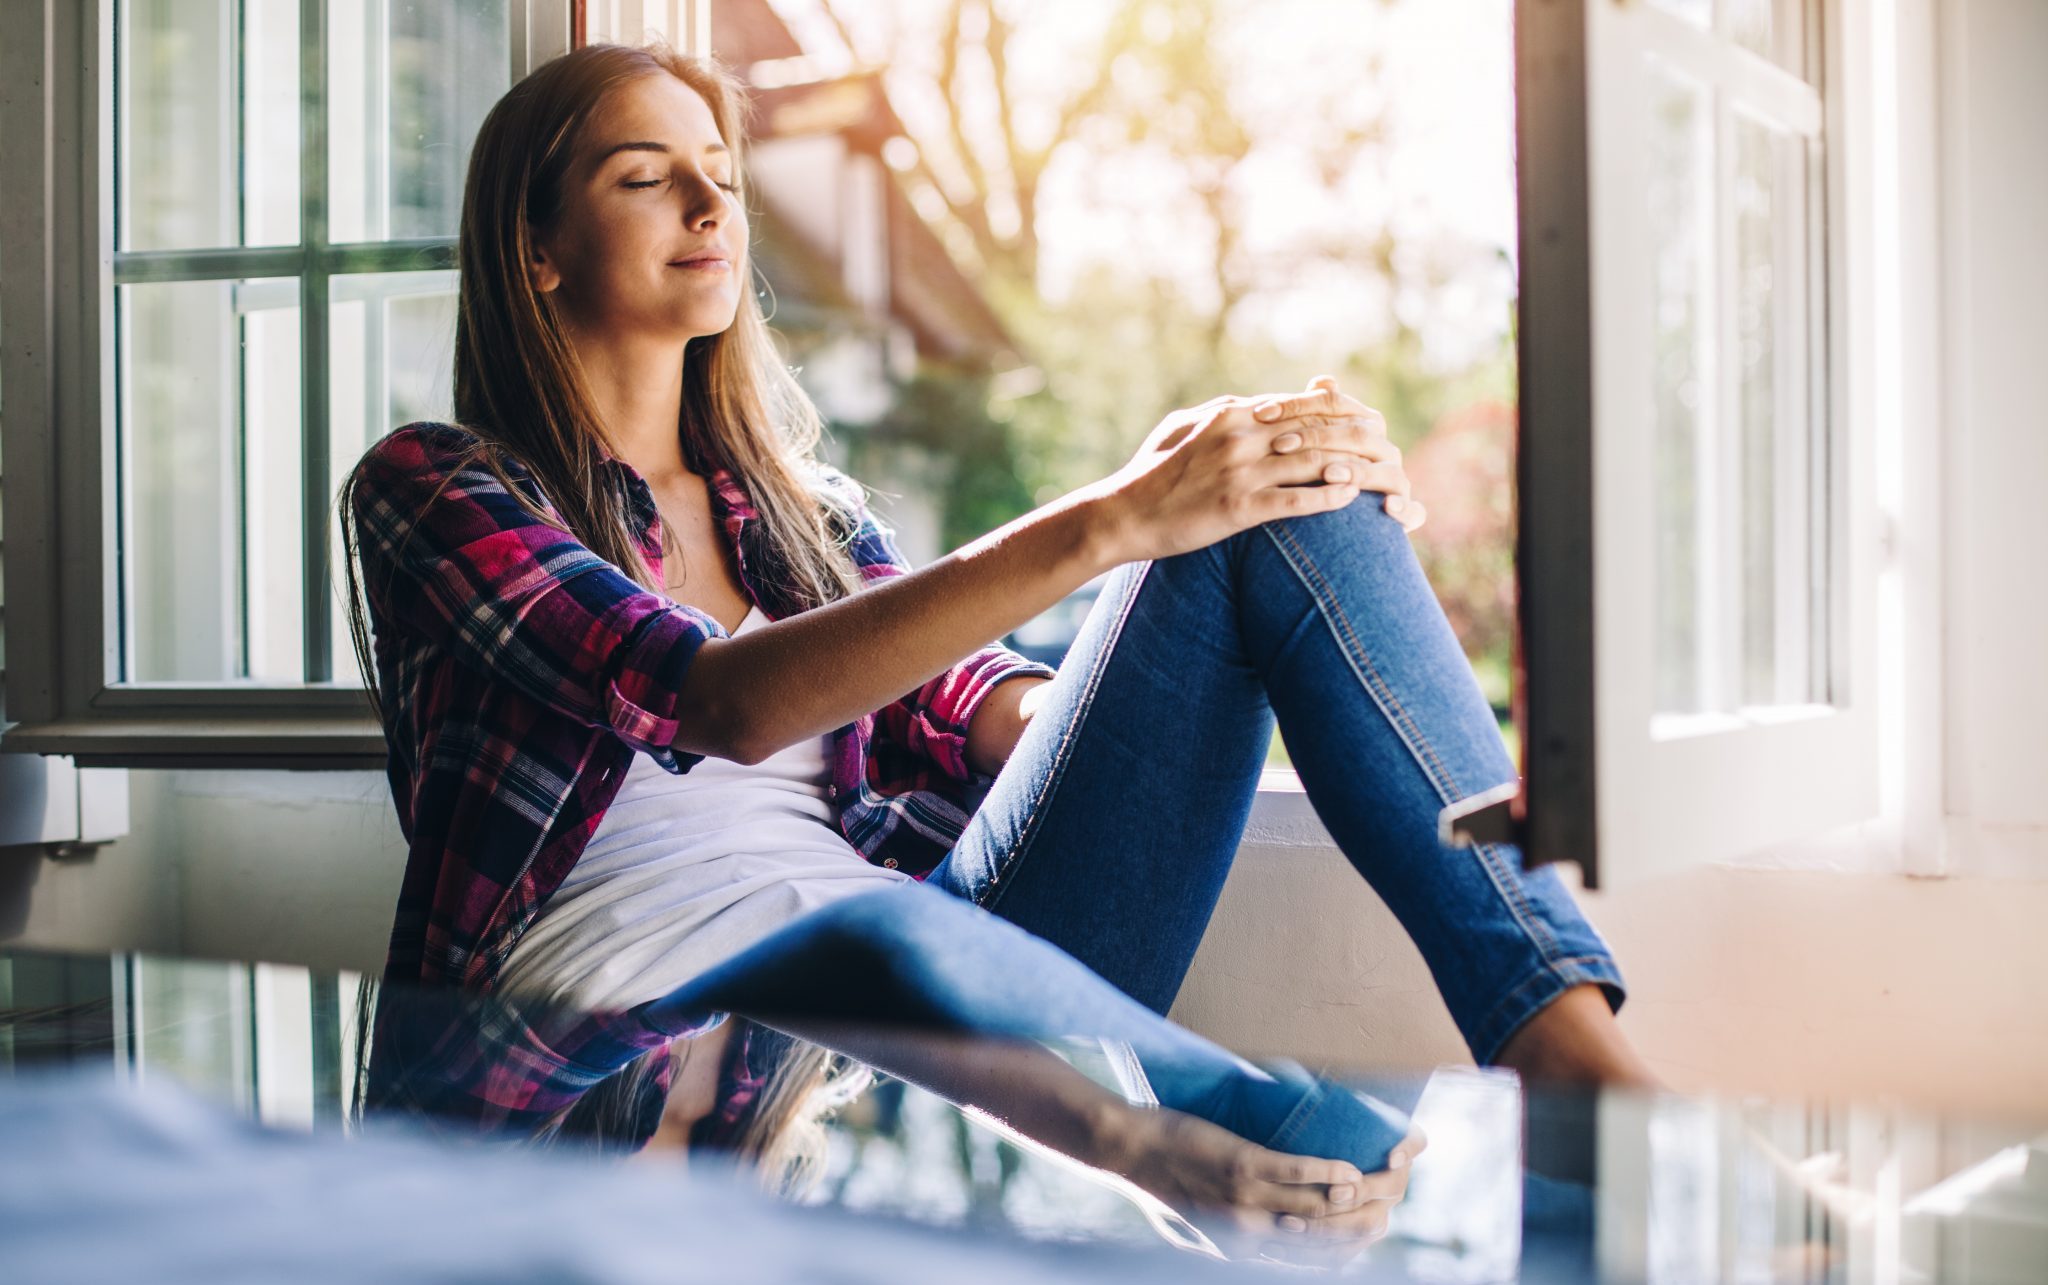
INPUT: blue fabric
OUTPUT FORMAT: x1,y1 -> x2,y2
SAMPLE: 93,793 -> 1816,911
368,493 -> 1626,1173
929,490 -> 1626,1064
640,493 -> 1624,1172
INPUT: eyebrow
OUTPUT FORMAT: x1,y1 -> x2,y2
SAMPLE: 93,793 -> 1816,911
596,140 -> 729,164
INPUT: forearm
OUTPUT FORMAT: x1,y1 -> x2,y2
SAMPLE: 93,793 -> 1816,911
759,1019 -> 1134,1171
679,485 -> 1126,764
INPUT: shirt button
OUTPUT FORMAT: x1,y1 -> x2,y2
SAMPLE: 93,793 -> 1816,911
882,858 -> 898,869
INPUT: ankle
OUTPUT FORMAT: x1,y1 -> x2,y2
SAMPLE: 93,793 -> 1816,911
1493,984 -> 1663,1092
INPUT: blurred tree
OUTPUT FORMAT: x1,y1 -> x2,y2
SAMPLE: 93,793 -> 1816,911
815,0 -> 1521,725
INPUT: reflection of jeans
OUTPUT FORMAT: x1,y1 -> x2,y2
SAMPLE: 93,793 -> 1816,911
655,491 -> 1626,1169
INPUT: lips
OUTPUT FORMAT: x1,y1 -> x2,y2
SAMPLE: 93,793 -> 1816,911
668,253 -> 729,269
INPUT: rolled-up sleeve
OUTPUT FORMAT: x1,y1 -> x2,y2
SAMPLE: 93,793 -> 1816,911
350,424 -> 724,771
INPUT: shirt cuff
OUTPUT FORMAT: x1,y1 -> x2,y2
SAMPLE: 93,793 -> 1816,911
601,598 -> 719,772
917,645 -> 1058,782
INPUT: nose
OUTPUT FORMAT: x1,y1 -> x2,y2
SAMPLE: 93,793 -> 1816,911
681,174 -> 727,230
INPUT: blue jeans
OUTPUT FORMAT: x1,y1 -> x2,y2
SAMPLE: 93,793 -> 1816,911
931,488 -> 1625,1061
649,490 -> 1625,1172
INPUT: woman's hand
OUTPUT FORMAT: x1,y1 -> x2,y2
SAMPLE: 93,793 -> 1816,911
1249,375 -> 1427,536
1097,1100 -> 1426,1258
1092,374 -> 1422,565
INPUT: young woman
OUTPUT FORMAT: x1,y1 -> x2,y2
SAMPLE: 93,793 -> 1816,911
343,39 -> 1654,1246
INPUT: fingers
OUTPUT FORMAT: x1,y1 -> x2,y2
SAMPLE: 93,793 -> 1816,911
1247,382 -> 1345,425
1392,1127 -> 1429,1166
1261,407 -> 1393,466
1256,452 -> 1409,501
1246,477 -> 1363,521
1252,1150 -> 1363,1189
1393,496 -> 1428,533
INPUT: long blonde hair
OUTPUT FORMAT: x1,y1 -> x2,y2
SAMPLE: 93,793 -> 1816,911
338,38 -> 868,726
339,41 -> 881,1183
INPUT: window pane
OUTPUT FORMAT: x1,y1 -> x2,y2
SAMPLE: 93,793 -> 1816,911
1725,0 -> 1816,82
328,271 -> 459,685
129,958 -> 255,1113
1649,0 -> 1711,29
328,0 -> 513,243
1735,114 -> 1818,708
116,0 -> 300,251
1649,66 -> 1711,716
122,278 -> 303,683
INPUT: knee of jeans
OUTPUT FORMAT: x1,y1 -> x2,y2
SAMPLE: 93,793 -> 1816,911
1253,489 -> 1415,575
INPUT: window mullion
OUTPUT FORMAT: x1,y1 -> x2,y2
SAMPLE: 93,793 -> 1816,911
300,0 -> 332,684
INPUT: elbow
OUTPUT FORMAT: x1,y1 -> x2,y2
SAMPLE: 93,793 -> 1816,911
670,694 -> 761,766
671,688 -> 770,770
720,718 -> 770,767
671,639 -> 764,765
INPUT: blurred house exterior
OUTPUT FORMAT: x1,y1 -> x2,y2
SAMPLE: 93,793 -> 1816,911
711,0 -> 1026,570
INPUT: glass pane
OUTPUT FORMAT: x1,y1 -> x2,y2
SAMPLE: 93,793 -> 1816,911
129,957 -> 255,1114
1734,114 -> 1817,708
1649,0 -> 1711,29
1726,0 -> 1815,82
116,0 -> 300,251
328,0 -> 513,243
327,271 -> 459,685
123,278 -> 303,683
1648,66 -> 1711,717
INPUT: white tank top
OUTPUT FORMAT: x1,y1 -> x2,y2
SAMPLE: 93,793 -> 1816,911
496,603 -> 913,1012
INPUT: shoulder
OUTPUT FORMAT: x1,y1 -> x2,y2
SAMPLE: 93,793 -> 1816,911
362,421 -> 519,477
347,422 -> 564,556
353,422 -> 547,503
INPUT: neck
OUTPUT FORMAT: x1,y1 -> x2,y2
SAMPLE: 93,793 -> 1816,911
569,324 -> 694,486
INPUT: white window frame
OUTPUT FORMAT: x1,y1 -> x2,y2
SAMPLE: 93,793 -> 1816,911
1489,0 -> 1885,888
0,0 -> 573,768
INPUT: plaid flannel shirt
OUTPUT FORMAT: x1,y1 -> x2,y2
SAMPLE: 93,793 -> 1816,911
351,422 -> 1054,1139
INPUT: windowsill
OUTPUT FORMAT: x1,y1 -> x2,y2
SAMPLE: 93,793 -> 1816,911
0,717 -> 387,771
1246,767 -> 1338,848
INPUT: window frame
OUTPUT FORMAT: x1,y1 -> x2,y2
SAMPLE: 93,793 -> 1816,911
1499,0 -> 1883,887
0,0 -> 572,768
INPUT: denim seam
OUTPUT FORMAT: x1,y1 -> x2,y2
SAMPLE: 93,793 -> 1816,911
1259,520 -> 1564,963
1470,953 -> 1628,1066
976,560 -> 1157,913
1262,1079 -> 1328,1156
1262,523 -> 1464,800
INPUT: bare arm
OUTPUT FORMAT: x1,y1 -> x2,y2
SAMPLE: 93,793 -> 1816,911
677,483 -> 1124,765
759,1018 -> 1404,1231
686,381 -> 1403,765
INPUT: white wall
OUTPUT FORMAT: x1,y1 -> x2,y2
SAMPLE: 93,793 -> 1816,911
1936,0 -> 2048,878
1168,846 -> 2048,1119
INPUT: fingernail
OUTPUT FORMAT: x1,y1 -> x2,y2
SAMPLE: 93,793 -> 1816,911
1386,495 -> 1406,516
1255,403 -> 1283,421
1273,431 -> 1302,450
1389,1150 -> 1409,1169
1329,1184 -> 1356,1205
1279,1215 -> 1308,1233
1326,464 -> 1351,483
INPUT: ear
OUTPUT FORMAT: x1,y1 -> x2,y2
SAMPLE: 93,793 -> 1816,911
526,230 -> 564,295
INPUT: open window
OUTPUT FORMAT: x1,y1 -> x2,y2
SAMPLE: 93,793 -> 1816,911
1476,0 -> 1880,886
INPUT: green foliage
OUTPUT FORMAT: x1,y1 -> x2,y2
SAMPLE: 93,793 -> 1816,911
867,366 -> 1041,555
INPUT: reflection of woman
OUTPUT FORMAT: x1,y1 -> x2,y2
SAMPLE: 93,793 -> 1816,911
342,39 -> 1654,1244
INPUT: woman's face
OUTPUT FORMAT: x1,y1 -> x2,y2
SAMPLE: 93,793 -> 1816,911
529,73 -> 746,345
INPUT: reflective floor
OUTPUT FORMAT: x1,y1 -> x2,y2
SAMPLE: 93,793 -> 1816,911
3,943 -> 2043,1282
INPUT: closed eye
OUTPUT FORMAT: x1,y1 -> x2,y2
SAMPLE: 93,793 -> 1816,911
622,178 -> 739,192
